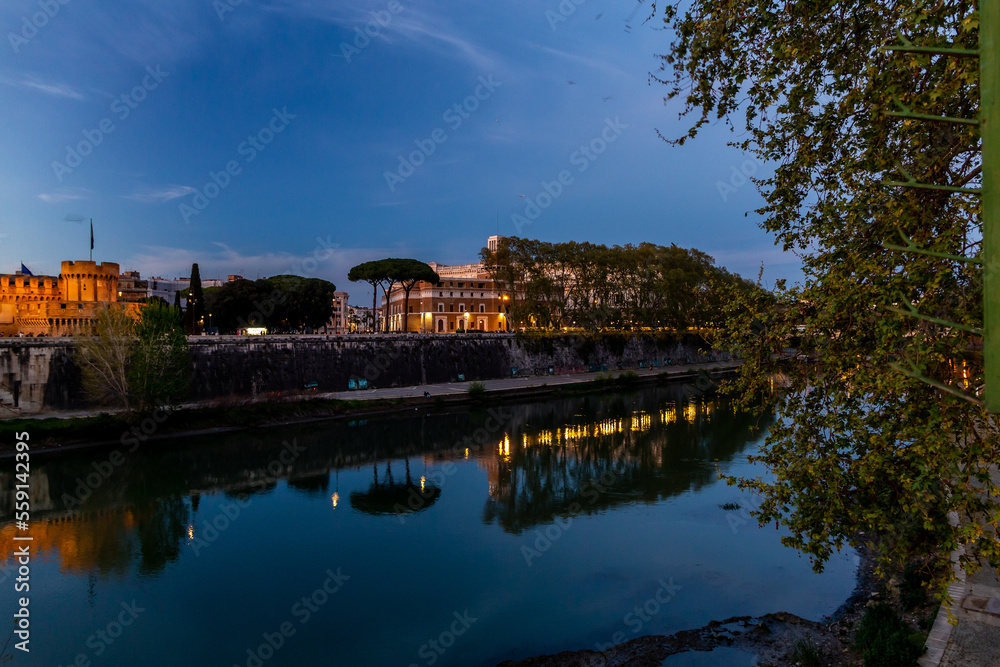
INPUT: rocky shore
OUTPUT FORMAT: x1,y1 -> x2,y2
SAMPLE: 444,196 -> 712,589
497,544 -> 920,667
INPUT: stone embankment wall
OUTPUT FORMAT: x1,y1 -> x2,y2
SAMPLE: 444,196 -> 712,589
0,332 -> 721,413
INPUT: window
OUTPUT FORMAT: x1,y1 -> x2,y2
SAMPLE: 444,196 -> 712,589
23,278 -> 29,287
458,283 -> 464,288
449,321 -> 455,330
479,304 -> 485,313
408,306 -> 413,313
460,292 -> 464,297
459,304 -> 465,312
437,319 -> 444,332
437,304 -> 444,312
60,304 -> 66,310
439,292 -> 443,297
478,283 -> 484,288
449,305 -> 454,312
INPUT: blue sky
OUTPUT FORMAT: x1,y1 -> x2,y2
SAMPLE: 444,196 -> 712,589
0,0 -> 801,295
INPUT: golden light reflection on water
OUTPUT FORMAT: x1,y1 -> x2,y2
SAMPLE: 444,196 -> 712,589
331,492 -> 340,509
512,399 -> 715,450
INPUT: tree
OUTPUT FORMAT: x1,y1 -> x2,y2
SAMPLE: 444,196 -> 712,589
655,0 -> 991,598
78,306 -> 135,412
185,263 -> 204,334
349,261 -> 387,334
349,259 -> 409,332
129,302 -> 189,413
77,303 -> 189,415
267,275 -> 337,332
480,238 -> 526,330
386,259 -> 439,332
203,278 -> 263,333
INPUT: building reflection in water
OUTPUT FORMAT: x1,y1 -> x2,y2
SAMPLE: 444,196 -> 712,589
0,385 -> 769,579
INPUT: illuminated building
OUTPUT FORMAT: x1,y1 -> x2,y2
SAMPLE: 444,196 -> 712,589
382,236 -> 520,333
0,260 -> 121,337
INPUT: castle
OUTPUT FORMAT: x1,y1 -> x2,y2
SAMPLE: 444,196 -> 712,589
0,260 -> 121,337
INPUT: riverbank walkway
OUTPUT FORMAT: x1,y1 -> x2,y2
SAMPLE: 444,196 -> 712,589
6,360 -> 742,421
926,465 -> 1000,666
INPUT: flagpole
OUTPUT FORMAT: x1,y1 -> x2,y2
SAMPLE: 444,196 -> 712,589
90,219 -> 93,262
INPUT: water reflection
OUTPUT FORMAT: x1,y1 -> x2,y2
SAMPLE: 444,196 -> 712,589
350,458 -> 442,516
0,385 -> 770,578
480,392 -> 770,533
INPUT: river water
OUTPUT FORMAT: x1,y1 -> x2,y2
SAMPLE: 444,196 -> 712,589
0,384 -> 856,666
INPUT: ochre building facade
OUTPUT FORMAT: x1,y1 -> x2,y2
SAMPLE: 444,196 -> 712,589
0,260 -> 120,337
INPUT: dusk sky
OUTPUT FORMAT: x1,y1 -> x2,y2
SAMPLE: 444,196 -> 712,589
0,0 -> 800,295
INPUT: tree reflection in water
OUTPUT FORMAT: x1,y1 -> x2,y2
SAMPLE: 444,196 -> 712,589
349,457 -> 441,516
480,390 -> 771,533
0,384 -> 769,578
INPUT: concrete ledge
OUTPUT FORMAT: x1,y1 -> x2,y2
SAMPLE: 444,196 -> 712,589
918,514 -> 966,667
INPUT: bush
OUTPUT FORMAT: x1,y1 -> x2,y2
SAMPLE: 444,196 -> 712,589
617,370 -> 639,386
854,603 -> 924,667
468,381 -> 487,400
900,561 -> 934,611
788,638 -> 821,667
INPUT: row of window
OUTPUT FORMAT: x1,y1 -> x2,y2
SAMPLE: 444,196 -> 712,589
435,318 -> 489,332
436,282 -> 487,289
434,303 -> 486,313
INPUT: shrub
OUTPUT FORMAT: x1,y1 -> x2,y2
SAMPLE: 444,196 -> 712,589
854,603 -> 924,667
468,381 -> 487,400
617,370 -> 639,386
788,638 -> 821,667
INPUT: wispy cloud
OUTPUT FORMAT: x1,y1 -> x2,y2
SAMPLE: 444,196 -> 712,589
523,43 -> 631,80
37,189 -> 90,204
268,1 -> 507,73
0,74 -> 84,100
124,185 -> 198,204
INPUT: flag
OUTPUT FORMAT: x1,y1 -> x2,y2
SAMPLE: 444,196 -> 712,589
90,220 -> 94,251
20,263 -> 32,276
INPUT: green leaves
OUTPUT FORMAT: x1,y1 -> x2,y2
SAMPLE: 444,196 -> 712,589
479,237 -> 757,330
656,0 -> 995,601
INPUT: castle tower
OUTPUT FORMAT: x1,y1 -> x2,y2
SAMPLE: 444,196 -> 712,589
60,261 -> 120,303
